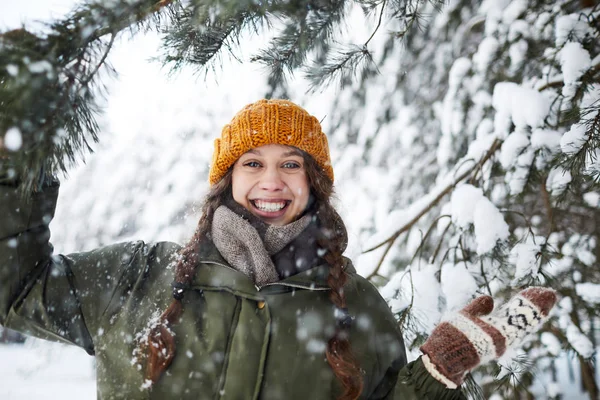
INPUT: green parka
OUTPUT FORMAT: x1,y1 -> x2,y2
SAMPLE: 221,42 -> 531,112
0,180 -> 466,400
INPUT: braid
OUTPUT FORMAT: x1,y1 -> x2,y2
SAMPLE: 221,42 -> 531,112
141,171 -> 233,385
306,157 -> 364,400
318,207 -> 363,400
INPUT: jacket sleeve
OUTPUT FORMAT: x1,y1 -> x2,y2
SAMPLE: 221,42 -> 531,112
0,180 -> 173,355
372,357 -> 467,400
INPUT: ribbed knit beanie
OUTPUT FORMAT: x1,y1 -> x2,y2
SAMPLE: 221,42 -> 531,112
209,99 -> 333,185
420,287 -> 558,388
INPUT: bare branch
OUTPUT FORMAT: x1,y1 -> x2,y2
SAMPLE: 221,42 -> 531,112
364,0 -> 387,48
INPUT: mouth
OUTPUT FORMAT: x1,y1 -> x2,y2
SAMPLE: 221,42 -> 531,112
250,199 -> 291,216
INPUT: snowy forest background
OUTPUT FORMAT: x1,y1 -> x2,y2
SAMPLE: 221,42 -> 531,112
1,0 -> 599,399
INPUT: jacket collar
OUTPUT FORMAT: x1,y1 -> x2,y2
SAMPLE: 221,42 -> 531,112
191,240 -> 356,295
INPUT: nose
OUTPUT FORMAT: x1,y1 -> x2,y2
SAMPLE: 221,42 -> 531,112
259,166 -> 285,191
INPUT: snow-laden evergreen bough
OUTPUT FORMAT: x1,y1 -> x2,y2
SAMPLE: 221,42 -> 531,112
1,0 -> 598,398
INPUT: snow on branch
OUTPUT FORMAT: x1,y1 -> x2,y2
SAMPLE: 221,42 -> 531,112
363,139 -> 502,280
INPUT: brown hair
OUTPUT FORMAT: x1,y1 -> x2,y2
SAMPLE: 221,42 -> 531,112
141,152 -> 363,399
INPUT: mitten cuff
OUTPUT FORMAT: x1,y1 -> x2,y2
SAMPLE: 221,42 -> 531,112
422,355 -> 458,389
420,322 -> 479,386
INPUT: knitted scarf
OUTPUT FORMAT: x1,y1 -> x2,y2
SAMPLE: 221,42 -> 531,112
211,202 -> 319,287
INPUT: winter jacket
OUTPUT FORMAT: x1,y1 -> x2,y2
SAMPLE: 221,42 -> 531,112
0,180 -> 466,400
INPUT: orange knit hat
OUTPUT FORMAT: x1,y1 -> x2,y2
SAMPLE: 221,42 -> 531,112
209,99 -> 334,185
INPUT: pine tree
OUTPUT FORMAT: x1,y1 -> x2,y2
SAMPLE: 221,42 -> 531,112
1,0 -> 598,398
305,1 -> 600,398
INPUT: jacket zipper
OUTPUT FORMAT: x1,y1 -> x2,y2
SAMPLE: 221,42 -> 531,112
200,261 -> 330,291
260,282 -> 330,291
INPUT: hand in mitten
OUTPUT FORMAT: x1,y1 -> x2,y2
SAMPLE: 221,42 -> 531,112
420,287 -> 557,388
1,133 -> 52,188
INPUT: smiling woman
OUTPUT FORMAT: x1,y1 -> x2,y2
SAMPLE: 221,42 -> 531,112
0,98 -> 557,400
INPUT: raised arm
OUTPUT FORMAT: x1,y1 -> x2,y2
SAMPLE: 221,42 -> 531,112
0,177 -> 101,351
0,177 -> 178,354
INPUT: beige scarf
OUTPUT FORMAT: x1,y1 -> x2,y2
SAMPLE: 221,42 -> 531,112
211,205 -> 312,287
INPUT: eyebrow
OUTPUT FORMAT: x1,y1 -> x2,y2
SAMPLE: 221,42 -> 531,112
283,149 -> 303,157
245,148 -> 303,157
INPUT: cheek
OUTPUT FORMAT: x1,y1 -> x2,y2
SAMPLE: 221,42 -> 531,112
231,176 -> 248,204
292,178 -> 310,208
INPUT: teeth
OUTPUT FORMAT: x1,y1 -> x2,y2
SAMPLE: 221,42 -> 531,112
254,200 -> 286,212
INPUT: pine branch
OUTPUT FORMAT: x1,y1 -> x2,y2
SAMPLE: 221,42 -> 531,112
304,0 -> 385,90
555,105 -> 600,187
490,354 -> 537,397
387,0 -> 435,40
253,0 -> 347,89
462,374 -> 485,400
305,45 -> 377,90
160,1 -> 271,75
364,0 -> 387,47
0,0 -> 174,192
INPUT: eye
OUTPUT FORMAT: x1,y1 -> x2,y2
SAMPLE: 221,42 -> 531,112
282,161 -> 301,169
244,161 -> 261,168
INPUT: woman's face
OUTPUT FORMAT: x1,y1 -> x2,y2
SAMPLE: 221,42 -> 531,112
232,144 -> 310,226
